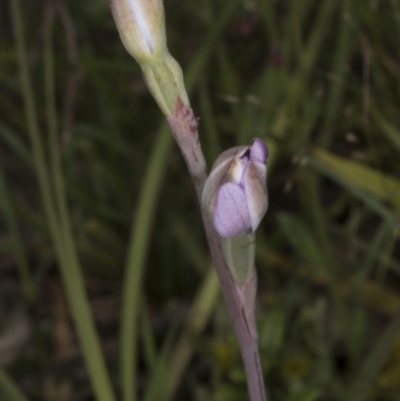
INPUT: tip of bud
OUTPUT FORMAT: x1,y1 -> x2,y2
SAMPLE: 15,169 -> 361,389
250,138 -> 269,164
110,0 -> 166,64
127,0 -> 155,54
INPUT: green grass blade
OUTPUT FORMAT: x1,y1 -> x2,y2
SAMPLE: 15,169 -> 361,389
0,161 -> 34,300
320,0 -> 352,145
345,315 -> 400,401
198,79 -> 220,162
140,300 -> 157,371
312,148 -> 400,211
309,157 -> 399,228
141,321 -> 179,401
43,16 -> 116,401
0,123 -> 32,166
371,106 -> 400,154
0,368 -> 30,401
165,267 -> 220,401
9,0 -> 117,399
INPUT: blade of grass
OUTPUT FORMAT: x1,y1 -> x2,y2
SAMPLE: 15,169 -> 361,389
258,0 -> 278,40
141,320 -> 180,401
320,0 -> 352,146
297,0 -> 338,81
0,160 -> 34,301
10,1 -> 116,399
371,106 -> 400,154
345,315 -> 400,401
286,0 -> 338,119
279,210 -> 368,354
198,79 -> 220,162
119,2 -> 240,400
165,266 -> 220,401
309,157 -> 399,228
140,300 -> 157,371
312,148 -> 400,211
375,227 -> 397,283
257,246 -> 400,317
169,216 -> 209,274
120,122 -> 170,401
0,368 -> 30,401
297,169 -> 331,258
351,221 -> 390,296
0,123 -> 32,166
43,10 -> 116,401
278,214 -> 326,268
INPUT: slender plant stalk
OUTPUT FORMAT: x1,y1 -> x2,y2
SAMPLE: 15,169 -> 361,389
0,161 -> 34,301
119,3 -> 239,400
10,1 -> 116,400
120,124 -> 171,401
166,266 -> 220,400
43,9 -> 116,401
167,102 -> 267,401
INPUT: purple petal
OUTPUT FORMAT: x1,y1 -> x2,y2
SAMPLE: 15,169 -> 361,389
214,183 -> 251,237
201,157 -> 232,217
244,162 -> 268,232
250,138 -> 269,164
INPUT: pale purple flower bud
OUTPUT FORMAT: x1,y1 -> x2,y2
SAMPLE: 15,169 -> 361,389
202,138 -> 269,238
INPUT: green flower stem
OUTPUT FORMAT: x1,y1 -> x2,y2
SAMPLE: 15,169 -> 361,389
9,0 -> 59,254
119,3 -> 239,401
10,1 -> 116,400
166,266 -> 220,400
43,12 -> 116,401
198,196 -> 266,401
164,30 -> 266,401
120,124 -> 171,401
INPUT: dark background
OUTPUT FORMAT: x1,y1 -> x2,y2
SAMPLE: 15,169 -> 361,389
1,0 -> 400,400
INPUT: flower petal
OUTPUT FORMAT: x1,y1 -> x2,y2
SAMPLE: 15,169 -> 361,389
201,157 -> 231,220
211,146 -> 247,171
214,183 -> 251,237
244,161 -> 268,232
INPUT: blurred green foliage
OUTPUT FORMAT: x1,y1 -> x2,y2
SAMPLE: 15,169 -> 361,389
1,0 -> 400,400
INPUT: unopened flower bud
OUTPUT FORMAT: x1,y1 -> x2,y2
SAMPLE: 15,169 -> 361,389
110,0 -> 166,64
202,138 -> 269,238
110,0 -> 189,116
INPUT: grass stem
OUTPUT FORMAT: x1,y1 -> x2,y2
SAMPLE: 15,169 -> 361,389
10,1 -> 116,400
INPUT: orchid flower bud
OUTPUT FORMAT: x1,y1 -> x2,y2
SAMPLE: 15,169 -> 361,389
202,138 -> 269,238
110,0 -> 189,116
110,0 -> 166,64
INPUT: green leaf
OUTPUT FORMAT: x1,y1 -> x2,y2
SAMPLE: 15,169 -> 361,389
278,213 -> 326,268
312,148 -> 400,211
